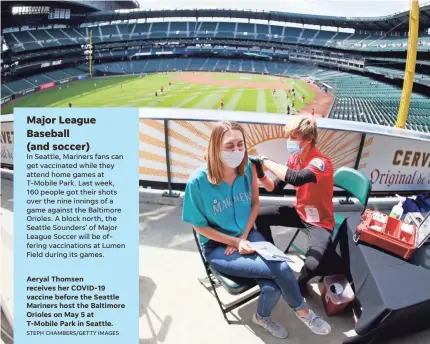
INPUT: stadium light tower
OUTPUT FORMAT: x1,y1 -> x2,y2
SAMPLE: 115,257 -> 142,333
81,30 -> 93,78
89,30 -> 93,78
396,0 -> 419,129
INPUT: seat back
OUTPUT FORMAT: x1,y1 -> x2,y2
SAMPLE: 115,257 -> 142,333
192,228 -> 210,269
334,167 -> 372,208
192,228 -> 258,296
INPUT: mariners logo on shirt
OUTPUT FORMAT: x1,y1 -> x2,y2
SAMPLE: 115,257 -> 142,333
310,158 -> 325,171
212,193 -> 252,216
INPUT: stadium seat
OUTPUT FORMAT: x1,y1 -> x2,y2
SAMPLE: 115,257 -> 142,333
1,84 -> 13,97
3,22 -> 429,135
321,71 -> 430,131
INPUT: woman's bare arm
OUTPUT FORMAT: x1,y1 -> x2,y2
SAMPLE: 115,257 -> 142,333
260,175 -> 275,192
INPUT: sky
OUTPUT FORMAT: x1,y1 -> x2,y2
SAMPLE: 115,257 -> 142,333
137,0 -> 419,17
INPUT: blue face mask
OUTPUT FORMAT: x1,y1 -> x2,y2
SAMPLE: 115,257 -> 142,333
287,140 -> 304,154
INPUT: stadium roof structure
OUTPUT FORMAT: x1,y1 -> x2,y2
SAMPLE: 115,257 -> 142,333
1,0 -> 139,28
75,6 -> 430,31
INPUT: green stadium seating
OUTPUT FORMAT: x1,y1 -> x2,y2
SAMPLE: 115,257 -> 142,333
318,72 -> 430,132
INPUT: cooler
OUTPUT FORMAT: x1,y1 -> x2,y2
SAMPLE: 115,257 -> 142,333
321,274 -> 355,316
355,210 -> 430,260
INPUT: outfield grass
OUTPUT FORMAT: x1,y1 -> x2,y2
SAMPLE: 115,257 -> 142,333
2,73 -> 316,115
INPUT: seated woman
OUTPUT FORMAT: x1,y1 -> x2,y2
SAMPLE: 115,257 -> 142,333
182,120 -> 331,338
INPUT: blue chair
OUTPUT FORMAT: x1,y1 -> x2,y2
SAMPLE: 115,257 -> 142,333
332,167 -> 372,239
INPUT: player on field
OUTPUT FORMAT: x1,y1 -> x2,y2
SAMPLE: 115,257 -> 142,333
219,99 -> 224,110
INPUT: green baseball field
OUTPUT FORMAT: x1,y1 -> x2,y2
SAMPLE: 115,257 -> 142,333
2,72 -> 333,116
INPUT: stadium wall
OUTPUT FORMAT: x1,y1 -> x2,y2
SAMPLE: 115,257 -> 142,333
1,73 -> 90,106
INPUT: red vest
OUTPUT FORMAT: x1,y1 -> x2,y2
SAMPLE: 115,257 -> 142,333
287,146 -> 334,230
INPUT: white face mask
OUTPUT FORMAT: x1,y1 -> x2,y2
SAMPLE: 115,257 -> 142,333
221,150 -> 245,168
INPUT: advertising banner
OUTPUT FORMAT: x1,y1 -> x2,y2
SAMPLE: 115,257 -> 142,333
0,120 -> 13,166
59,78 -> 70,84
78,74 -> 90,80
22,87 -> 36,95
40,81 -> 55,90
138,120 -> 367,187
1,96 -> 12,105
359,134 -> 430,192
138,120 -> 430,192
13,87 -> 39,100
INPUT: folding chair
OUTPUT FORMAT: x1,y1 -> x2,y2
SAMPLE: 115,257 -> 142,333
192,228 -> 260,324
331,167 -> 372,240
284,167 -> 372,255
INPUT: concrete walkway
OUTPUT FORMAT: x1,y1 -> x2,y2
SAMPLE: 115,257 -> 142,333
139,201 -> 430,344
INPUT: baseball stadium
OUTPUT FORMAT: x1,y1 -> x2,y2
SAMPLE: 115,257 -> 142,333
1,1 -> 430,344
1,1 -> 430,130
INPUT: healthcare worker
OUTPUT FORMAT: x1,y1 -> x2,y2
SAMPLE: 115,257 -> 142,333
250,115 -> 335,294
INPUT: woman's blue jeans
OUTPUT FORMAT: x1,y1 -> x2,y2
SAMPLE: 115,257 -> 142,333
203,230 -> 305,318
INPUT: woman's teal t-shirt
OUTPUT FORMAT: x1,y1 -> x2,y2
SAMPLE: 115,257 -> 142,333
182,160 -> 253,245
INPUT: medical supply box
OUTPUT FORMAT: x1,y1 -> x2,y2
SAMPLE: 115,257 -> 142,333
355,210 -> 430,260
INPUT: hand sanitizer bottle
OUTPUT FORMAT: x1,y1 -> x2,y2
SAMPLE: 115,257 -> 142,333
390,201 -> 404,220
